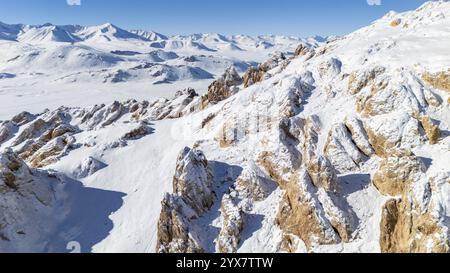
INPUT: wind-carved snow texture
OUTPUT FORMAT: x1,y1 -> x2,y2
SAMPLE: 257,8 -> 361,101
1,0 -> 450,253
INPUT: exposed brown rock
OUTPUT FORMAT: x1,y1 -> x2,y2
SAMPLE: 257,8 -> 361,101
0,149 -> 32,190
172,147 -> 214,215
207,67 -> 242,104
157,147 -> 215,253
294,44 -> 313,58
306,156 -> 339,193
121,124 -> 152,140
372,150 -> 425,196
420,115 -> 441,145
243,67 -> 266,88
376,154 -> 449,253
380,198 -> 449,253
243,52 -> 288,88
348,66 -> 386,95
422,70 -> 450,93
390,19 -> 402,27
235,163 -> 275,202
156,194 -> 204,253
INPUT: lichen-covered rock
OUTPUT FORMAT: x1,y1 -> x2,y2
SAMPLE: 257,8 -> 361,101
216,194 -> 244,253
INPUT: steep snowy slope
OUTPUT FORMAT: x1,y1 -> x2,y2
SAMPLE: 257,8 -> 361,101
1,1 -> 449,253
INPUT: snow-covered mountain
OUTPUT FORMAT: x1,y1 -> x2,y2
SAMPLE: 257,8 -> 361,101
0,1 -> 450,253
0,21 -> 319,117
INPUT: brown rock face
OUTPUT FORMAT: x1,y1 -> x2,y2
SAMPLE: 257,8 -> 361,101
380,197 -> 449,253
390,19 -> 402,27
243,52 -> 288,88
207,67 -> 242,104
375,152 -> 450,253
157,194 -> 204,253
348,66 -> 386,95
156,147 -> 215,253
294,44 -> 314,58
422,70 -> 450,93
243,67 -> 266,88
420,115 -> 441,145
372,150 -> 425,196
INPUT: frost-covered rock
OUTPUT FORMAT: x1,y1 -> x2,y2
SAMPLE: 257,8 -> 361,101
172,147 -> 214,215
243,52 -> 289,88
74,157 -> 107,179
0,148 -> 32,190
0,121 -> 15,144
216,194 -> 244,253
324,123 -> 367,173
156,147 -> 215,253
235,162 -> 276,202
373,150 -> 426,196
206,66 -> 242,104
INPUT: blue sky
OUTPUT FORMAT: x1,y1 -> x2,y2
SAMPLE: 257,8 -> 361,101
0,0 -> 429,36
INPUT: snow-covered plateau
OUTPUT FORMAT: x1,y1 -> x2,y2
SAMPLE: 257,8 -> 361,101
0,1 -> 449,253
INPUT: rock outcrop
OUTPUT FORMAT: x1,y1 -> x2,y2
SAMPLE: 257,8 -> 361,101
422,70 -> 450,93
243,52 -> 288,88
374,150 -> 450,252
206,66 -> 242,104
156,147 -> 215,253
216,194 -> 244,253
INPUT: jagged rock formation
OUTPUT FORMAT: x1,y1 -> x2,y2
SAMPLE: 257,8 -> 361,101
216,194 -> 244,253
206,66 -> 243,104
243,52 -> 289,88
156,147 -> 215,253
376,150 -> 450,253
